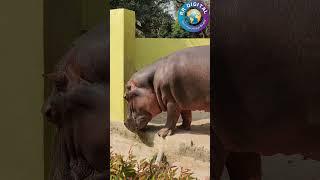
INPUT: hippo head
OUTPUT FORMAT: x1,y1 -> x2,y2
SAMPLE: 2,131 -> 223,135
123,80 -> 161,132
42,63 -> 108,173
42,64 -> 91,127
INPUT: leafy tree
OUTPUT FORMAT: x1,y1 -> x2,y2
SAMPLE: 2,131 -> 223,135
110,0 -> 210,38
110,0 -> 174,38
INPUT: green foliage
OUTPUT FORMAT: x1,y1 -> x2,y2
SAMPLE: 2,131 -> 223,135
171,21 -> 190,38
110,148 -> 196,179
110,0 -> 210,38
110,0 -> 174,38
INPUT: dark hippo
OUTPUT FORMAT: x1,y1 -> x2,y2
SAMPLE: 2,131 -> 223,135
42,23 -> 109,180
124,45 -> 210,138
213,0 -> 320,179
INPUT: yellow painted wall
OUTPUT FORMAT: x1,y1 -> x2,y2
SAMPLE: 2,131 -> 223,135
110,9 -> 210,121
0,0 -> 44,179
135,38 -> 210,71
110,9 -> 126,122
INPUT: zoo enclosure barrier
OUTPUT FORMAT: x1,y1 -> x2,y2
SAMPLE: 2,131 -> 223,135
110,9 -> 210,121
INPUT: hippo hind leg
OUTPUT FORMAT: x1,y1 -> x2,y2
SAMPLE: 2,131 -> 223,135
212,132 -> 228,180
226,152 -> 262,180
178,110 -> 192,130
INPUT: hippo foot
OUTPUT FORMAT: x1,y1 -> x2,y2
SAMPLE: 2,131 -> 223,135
177,124 -> 191,130
157,128 -> 173,138
83,171 -> 108,180
70,159 -> 93,180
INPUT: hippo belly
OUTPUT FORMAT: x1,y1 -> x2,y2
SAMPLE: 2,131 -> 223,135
215,0 -> 320,156
166,63 -> 210,111
154,46 -> 210,112
212,0 -> 320,179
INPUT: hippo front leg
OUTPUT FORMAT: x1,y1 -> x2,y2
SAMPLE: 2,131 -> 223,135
70,158 -> 93,180
157,102 -> 180,138
83,172 -> 108,180
178,110 -> 192,130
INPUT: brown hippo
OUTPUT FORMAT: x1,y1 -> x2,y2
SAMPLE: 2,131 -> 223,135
123,45 -> 210,138
42,23 -> 109,180
213,0 -> 320,179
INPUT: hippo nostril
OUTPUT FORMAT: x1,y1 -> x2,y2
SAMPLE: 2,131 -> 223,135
124,121 -> 128,127
45,108 -> 52,118
124,120 -> 137,132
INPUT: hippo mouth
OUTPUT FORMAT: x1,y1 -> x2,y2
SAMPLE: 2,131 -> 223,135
136,117 -> 150,130
124,116 -> 150,133
124,118 -> 139,133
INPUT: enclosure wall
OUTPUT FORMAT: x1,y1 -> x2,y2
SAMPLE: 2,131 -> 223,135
110,9 -> 210,121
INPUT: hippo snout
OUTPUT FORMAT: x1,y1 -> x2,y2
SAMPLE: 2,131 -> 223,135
42,103 -> 52,119
42,101 -> 57,122
124,119 -> 137,133
42,97 -> 65,127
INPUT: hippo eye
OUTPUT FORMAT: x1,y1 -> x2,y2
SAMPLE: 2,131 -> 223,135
126,85 -> 131,91
125,90 -> 139,101
55,78 -> 67,92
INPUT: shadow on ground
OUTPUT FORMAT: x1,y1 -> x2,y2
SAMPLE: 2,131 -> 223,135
137,118 -> 210,147
150,111 -> 210,124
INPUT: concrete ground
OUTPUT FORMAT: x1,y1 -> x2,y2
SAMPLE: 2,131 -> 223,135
111,111 -> 320,180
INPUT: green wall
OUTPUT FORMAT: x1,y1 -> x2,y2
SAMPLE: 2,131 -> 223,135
110,9 -> 210,122
0,0 -> 44,179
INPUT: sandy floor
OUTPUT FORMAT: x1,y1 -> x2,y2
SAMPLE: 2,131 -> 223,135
110,114 -> 211,179
112,111 -> 320,180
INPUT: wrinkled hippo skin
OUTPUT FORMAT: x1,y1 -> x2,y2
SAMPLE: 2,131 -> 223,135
124,46 -> 210,138
213,1 -> 320,179
42,23 -> 109,180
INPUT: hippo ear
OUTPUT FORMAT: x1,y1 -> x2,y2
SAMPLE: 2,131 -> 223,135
43,72 -> 65,81
43,72 -> 69,91
66,64 -> 90,85
66,64 -> 81,82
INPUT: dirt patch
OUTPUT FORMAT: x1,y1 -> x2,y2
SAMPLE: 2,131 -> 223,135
110,116 -> 210,179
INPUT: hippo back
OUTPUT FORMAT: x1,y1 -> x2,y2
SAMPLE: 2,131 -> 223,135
55,23 -> 109,84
